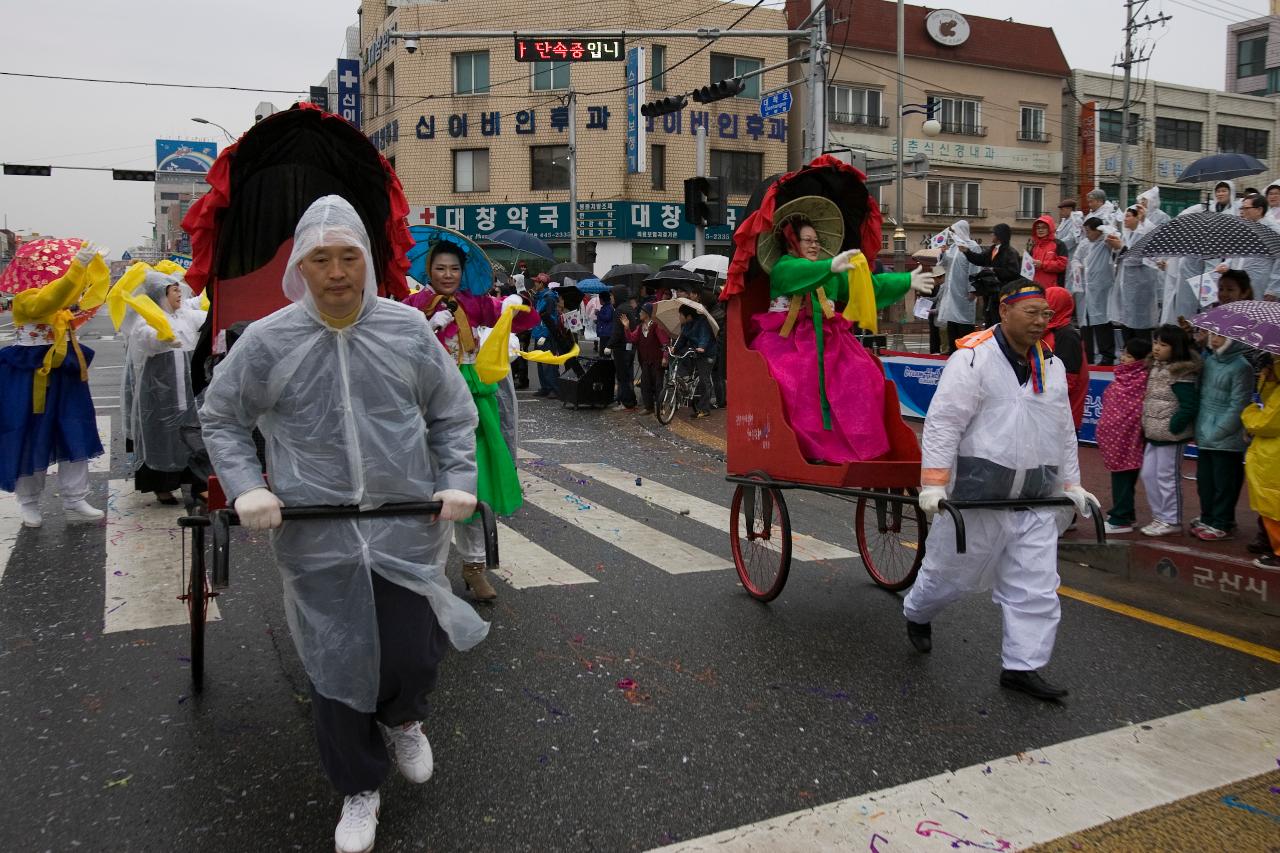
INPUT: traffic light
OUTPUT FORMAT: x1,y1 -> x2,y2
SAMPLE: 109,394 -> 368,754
692,78 -> 745,104
112,169 -> 156,182
3,164 -> 52,176
641,95 -> 687,118
683,176 -> 727,228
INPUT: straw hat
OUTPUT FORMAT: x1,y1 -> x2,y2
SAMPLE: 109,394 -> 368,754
755,195 -> 845,273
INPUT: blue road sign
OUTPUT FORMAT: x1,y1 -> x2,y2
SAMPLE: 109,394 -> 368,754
760,90 -> 792,118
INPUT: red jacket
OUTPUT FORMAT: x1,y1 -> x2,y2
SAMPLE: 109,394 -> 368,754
1029,214 -> 1068,289
625,319 -> 670,364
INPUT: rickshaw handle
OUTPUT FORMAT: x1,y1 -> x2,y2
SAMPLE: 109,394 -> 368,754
938,497 -> 1105,554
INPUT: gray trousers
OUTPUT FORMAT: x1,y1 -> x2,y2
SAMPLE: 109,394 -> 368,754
1140,442 -> 1185,525
455,374 -> 517,563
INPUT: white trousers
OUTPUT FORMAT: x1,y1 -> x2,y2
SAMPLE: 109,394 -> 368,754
454,374 -> 519,564
1140,442 -> 1185,525
15,460 -> 90,510
903,507 -> 1061,671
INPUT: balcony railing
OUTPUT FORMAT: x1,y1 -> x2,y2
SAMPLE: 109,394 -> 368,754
1016,209 -> 1046,220
923,206 -> 987,218
1017,129 -> 1051,142
939,122 -> 987,137
828,111 -> 890,128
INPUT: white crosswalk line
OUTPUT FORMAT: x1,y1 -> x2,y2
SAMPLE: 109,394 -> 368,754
0,492 -> 22,584
90,415 -> 112,473
103,479 -> 220,633
493,522 -> 596,588
657,688 -> 1280,852
516,448 -> 541,459
564,463 -> 856,563
518,470 -> 730,574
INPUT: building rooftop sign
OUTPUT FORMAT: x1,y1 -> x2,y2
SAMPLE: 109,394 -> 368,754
925,9 -> 969,47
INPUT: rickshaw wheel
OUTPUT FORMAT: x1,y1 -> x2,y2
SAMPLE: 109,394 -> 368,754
854,488 -> 926,591
730,481 -> 792,601
186,534 -> 210,691
656,381 -> 678,424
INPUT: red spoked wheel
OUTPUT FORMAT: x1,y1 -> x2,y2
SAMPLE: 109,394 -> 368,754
854,488 -> 926,591
729,480 -> 792,602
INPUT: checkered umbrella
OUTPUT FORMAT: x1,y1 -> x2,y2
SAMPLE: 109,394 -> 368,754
1131,212 -> 1280,259
1190,300 -> 1280,356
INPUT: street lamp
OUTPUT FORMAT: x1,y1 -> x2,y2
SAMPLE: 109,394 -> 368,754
191,117 -> 235,144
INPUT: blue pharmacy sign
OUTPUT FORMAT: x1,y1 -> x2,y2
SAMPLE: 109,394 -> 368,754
760,89 -> 792,118
337,58 -> 361,129
625,46 -> 646,174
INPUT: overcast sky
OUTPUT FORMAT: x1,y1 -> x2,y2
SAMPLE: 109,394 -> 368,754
0,0 -> 1265,258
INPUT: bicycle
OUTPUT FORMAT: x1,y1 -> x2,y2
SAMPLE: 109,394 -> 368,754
656,348 -> 705,425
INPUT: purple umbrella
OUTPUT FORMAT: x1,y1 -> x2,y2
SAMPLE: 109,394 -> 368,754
1190,300 -> 1280,356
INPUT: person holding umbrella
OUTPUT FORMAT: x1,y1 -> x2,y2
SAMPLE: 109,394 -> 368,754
671,303 -> 717,419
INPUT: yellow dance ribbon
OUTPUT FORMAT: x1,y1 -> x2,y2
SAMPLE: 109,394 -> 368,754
519,343 -> 580,365
840,252 -> 878,333
475,304 -> 530,384
151,259 -> 186,276
105,262 -> 175,341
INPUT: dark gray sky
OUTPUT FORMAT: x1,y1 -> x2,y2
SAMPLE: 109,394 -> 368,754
0,0 -> 1264,257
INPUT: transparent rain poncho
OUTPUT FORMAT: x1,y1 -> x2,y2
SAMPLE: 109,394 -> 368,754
935,220 -> 979,326
199,195 -> 487,712
1069,234 -> 1115,327
127,271 -> 205,473
922,333 -> 1081,502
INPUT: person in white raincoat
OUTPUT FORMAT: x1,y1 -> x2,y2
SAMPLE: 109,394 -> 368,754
1265,180 -> 1280,222
903,280 -> 1095,701
1055,200 -> 1084,258
127,270 -> 207,503
1106,205 -> 1160,340
1085,188 -> 1119,228
1157,204 -> 1209,326
1209,180 -> 1240,216
1070,217 -> 1117,364
199,196 -> 488,853
935,220 -> 980,351
1214,194 -> 1280,300
1137,186 -> 1170,228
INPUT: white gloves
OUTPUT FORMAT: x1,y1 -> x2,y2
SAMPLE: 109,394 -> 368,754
1063,485 -> 1097,518
830,248 -> 861,274
536,336 -> 547,347
918,485 -> 947,518
501,294 -> 524,311
910,266 -> 938,296
429,310 -> 454,331
602,347 -> 612,356
234,487 -> 283,530
75,242 -> 109,265
433,489 -> 477,522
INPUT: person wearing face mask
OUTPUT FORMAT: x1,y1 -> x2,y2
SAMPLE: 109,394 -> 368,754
905,280 -> 1095,702
404,236 -> 540,602
199,196 -> 489,853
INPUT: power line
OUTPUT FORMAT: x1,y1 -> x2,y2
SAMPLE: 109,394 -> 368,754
0,70 -> 306,95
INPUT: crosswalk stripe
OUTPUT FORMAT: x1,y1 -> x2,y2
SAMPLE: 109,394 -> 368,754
564,463 -> 856,563
103,479 -> 220,633
0,492 -> 21,584
493,522 -> 597,588
657,688 -> 1280,852
90,415 -> 112,473
518,470 -> 731,574
516,448 -> 541,459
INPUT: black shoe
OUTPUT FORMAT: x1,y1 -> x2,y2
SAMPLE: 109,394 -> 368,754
1246,535 -> 1272,555
906,620 -> 932,653
1000,669 -> 1068,701
533,389 -> 551,397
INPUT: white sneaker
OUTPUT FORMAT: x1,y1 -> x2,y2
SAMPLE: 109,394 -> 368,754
1104,521 -> 1134,534
1141,520 -> 1180,537
19,505 -> 42,528
381,721 -> 433,783
334,790 -> 379,853
64,500 -> 105,523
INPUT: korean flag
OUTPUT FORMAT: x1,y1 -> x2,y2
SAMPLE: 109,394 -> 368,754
930,229 -> 950,249
1019,250 -> 1037,280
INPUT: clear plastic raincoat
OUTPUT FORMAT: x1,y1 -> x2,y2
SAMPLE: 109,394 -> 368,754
1111,217 -> 1160,328
128,271 -> 206,473
935,221 -> 979,326
199,196 -> 488,712
1069,232 -> 1115,326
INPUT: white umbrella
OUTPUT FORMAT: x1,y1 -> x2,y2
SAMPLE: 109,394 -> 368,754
651,297 -> 720,337
683,254 -> 730,278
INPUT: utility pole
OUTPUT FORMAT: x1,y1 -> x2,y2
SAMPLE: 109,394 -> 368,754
1116,0 -> 1172,211
894,0 -> 906,274
804,0 -> 828,163
568,89 -> 578,264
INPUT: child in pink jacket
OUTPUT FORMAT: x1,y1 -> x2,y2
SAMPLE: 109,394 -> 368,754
1096,337 -> 1152,534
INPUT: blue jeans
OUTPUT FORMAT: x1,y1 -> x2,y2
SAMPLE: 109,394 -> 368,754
537,361 -> 560,396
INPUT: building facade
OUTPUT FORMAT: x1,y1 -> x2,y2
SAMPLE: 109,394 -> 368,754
1227,2 -> 1280,97
1061,69 -> 1280,217
787,0 -> 1069,253
354,0 -> 791,273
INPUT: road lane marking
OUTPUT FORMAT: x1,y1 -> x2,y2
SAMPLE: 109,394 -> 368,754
104,479 -> 220,633
1059,585 -> 1280,664
656,689 -> 1280,852
90,415 -> 111,473
0,492 -> 21,584
564,463 -> 855,563
516,448 -> 541,459
493,522 -> 597,588
518,470 -> 730,574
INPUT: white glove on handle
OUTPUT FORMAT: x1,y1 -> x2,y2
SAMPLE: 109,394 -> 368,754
234,487 -> 283,530
918,485 -> 947,518
830,248 -> 861,274
433,489 -> 477,522
1063,484 -> 1097,518
75,241 -> 109,265
910,266 -> 938,296
429,309 -> 454,331
501,294 -> 524,311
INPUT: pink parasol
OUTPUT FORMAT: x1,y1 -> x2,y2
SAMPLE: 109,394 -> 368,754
0,237 -> 103,325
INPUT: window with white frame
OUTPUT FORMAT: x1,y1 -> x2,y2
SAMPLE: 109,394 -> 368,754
926,180 -> 981,216
936,96 -> 982,135
1018,186 -> 1044,219
385,64 -> 396,114
368,77 -> 379,118
709,54 -> 762,99
453,149 -> 490,193
827,84 -> 884,127
651,44 -> 667,92
454,52 -> 490,95
531,60 -> 570,91
1019,106 -> 1046,142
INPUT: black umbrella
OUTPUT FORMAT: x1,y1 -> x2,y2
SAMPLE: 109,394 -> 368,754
601,263 -> 653,290
1177,153 -> 1268,184
644,267 -> 711,290
548,261 -> 593,285
1132,212 -> 1280,259
483,228 -> 555,261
